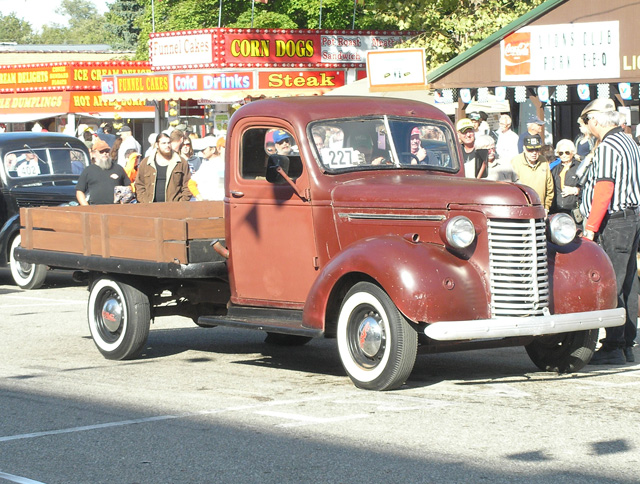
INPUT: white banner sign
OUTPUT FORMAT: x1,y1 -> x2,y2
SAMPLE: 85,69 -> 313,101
500,21 -> 620,82
150,34 -> 213,68
320,35 -> 407,63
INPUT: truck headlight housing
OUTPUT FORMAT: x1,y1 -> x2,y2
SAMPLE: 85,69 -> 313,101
444,216 -> 476,249
548,213 -> 577,245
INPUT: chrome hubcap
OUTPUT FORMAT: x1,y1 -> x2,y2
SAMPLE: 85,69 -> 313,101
101,296 -> 123,333
357,314 -> 383,358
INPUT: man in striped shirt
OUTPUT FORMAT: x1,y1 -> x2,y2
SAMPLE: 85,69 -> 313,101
580,98 -> 640,365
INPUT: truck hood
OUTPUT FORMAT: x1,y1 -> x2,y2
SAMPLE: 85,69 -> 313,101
330,174 -> 536,210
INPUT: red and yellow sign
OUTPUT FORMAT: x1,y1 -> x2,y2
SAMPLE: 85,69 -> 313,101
258,70 -> 345,89
0,61 -> 151,93
0,91 -> 154,115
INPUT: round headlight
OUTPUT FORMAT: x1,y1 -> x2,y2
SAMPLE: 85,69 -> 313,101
445,216 -> 476,249
549,213 -> 577,245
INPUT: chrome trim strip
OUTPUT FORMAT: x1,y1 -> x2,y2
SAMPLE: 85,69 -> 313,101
338,213 -> 446,221
423,308 -> 625,341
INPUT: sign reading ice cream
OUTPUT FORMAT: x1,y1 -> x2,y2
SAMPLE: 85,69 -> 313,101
500,21 -> 620,82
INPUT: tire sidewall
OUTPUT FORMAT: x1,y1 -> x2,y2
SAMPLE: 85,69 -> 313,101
88,278 -> 129,354
9,234 -> 46,289
337,284 -> 394,384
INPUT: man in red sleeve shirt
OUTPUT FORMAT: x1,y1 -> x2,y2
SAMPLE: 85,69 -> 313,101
580,98 -> 640,364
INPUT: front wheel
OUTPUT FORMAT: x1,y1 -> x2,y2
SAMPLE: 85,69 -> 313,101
525,329 -> 598,373
9,234 -> 47,289
337,282 -> 417,391
88,278 -> 151,360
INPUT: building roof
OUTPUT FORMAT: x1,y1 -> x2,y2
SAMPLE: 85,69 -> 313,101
427,0 -> 566,85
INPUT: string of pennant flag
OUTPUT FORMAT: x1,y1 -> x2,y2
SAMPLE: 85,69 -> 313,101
434,82 -> 638,105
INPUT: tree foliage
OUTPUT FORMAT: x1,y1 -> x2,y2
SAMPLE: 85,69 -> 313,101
0,13 -> 35,43
3,0 -> 545,72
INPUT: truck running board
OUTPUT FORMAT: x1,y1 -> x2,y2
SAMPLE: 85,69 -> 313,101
198,306 -> 323,338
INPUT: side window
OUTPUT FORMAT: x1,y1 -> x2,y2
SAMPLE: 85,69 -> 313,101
241,128 -> 303,180
5,149 -> 49,177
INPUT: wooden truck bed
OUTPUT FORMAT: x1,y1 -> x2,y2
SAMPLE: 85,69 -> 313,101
16,201 -> 227,279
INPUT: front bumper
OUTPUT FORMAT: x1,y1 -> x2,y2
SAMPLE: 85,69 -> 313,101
423,308 -> 625,341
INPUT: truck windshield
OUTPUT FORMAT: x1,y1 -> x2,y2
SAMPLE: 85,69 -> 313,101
309,116 -> 459,173
4,147 -> 89,179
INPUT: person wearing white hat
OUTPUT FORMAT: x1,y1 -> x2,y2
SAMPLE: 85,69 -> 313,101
117,125 -> 141,167
188,136 -> 225,201
580,98 -> 640,365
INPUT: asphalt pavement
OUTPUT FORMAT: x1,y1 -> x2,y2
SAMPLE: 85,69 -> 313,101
0,268 -> 639,484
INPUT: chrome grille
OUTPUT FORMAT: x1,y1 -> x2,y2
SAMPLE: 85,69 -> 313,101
487,218 -> 549,317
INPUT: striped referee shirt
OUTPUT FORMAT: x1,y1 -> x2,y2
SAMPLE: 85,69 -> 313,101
580,127 -> 640,218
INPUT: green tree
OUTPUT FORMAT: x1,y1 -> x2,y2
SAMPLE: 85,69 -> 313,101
0,13 -> 35,43
32,0 -> 118,45
106,0 -> 144,50
363,0 -> 546,71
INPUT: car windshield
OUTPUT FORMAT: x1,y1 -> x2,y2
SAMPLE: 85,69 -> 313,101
309,116 -> 459,173
4,146 -> 89,179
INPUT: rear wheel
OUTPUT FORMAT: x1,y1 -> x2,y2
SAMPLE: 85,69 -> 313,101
9,234 -> 47,290
525,329 -> 598,373
337,282 -> 417,391
88,278 -> 150,360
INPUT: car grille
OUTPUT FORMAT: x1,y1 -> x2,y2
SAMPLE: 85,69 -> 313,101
15,196 -> 74,208
487,218 -> 549,317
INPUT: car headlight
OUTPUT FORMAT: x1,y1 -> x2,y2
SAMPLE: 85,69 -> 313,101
548,213 -> 577,245
445,216 -> 476,249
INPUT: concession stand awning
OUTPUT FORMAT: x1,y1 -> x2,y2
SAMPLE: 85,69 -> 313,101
0,61 -> 153,132
424,0 -> 640,142
101,28 -> 417,132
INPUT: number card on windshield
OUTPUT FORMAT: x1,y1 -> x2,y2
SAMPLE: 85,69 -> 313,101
321,148 -> 359,168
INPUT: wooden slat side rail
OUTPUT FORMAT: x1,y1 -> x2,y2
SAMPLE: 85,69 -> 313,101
185,218 -> 226,240
82,213 -> 91,257
28,210 -> 84,234
100,214 -> 110,258
20,207 -> 33,250
31,232 -> 85,254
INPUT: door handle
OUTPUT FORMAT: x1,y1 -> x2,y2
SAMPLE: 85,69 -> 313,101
230,190 -> 244,198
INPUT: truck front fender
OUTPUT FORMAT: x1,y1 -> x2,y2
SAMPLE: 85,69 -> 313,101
303,235 -> 489,331
548,238 -> 618,313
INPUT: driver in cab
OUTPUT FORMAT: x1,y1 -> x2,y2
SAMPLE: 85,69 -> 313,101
273,129 -> 294,156
408,126 -> 427,164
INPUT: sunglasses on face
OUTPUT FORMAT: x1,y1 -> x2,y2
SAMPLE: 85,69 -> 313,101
558,151 -> 572,156
98,149 -> 110,154
527,148 -> 540,153
580,114 -> 592,124
276,139 -> 291,144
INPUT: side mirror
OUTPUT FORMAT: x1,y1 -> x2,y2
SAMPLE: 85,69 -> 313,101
266,154 -> 290,183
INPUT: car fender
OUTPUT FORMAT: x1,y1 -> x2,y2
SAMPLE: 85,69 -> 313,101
303,235 -> 489,331
0,213 -> 20,265
548,238 -> 618,313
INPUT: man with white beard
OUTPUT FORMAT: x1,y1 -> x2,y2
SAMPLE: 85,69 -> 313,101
76,139 -> 130,205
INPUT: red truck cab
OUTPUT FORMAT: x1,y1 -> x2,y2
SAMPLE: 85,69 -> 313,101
216,96 -> 623,389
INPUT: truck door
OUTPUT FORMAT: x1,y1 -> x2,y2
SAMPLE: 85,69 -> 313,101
226,124 -> 318,308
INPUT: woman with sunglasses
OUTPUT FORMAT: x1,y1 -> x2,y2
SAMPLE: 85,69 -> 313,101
180,138 -> 202,173
550,139 -> 582,222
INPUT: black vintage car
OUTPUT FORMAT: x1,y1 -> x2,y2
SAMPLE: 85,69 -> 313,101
0,132 -> 90,288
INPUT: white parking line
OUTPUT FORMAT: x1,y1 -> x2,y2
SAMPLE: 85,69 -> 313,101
2,295 -> 86,304
254,410 -> 369,428
0,471 -> 46,484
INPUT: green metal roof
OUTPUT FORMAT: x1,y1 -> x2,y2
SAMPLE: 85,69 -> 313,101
427,0 -> 567,84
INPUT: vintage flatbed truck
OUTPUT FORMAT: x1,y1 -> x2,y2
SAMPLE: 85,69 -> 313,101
16,96 -> 625,391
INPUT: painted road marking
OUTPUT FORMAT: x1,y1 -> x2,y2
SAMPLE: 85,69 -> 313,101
254,410 -> 369,428
0,471 -> 46,484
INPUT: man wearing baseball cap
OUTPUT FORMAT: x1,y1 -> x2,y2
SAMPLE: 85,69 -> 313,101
580,98 -> 640,365
76,139 -> 130,205
517,114 -> 545,153
510,134 -> 553,212
272,129 -> 294,156
457,118 -> 488,178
